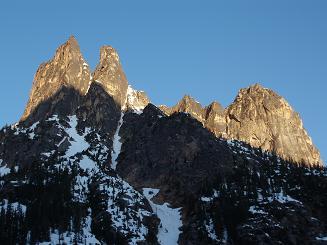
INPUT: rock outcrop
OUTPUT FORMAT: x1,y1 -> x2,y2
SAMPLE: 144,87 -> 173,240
159,96 -> 226,137
226,84 -> 321,166
21,36 -> 91,121
159,84 -> 321,166
126,85 -> 150,112
159,95 -> 206,123
204,101 -> 226,137
93,46 -> 129,108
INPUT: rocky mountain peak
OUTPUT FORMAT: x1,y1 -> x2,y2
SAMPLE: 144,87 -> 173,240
125,85 -> 150,113
179,94 -> 198,105
205,101 -> 224,114
93,45 -> 128,108
63,35 -> 80,51
174,95 -> 205,120
21,36 -> 91,122
226,83 -> 322,166
159,95 -> 226,137
99,45 -> 120,63
235,83 -> 275,102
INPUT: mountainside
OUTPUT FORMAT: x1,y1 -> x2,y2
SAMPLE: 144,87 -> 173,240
0,36 -> 326,245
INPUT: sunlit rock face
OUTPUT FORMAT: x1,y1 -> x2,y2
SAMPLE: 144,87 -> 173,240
226,84 -> 321,166
159,84 -> 321,166
92,46 -> 129,109
159,96 -> 226,137
159,95 -> 206,123
21,36 -> 91,121
204,101 -> 226,137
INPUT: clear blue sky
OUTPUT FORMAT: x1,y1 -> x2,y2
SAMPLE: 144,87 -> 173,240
0,1 -> 326,163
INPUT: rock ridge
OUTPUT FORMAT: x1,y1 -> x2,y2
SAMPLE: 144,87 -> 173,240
20,36 -> 321,166
160,84 -> 322,166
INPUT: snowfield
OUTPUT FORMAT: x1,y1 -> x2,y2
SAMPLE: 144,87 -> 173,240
0,163 -> 11,177
66,115 -> 90,158
111,112 -> 124,170
143,188 -> 183,245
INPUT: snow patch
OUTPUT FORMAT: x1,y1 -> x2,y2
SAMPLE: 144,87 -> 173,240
201,189 -> 220,202
0,199 -> 27,214
41,150 -> 56,158
71,156 -> 100,203
100,176 -> 151,244
205,217 -> 218,241
249,206 -> 268,215
28,121 -> 39,139
72,175 -> 89,203
267,190 -> 302,204
47,115 -> 59,122
143,188 -> 183,245
0,162 -> 10,177
39,209 -> 100,245
111,113 -> 124,170
316,236 -> 327,241
126,85 -> 146,114
65,116 -> 90,158
79,155 -> 99,173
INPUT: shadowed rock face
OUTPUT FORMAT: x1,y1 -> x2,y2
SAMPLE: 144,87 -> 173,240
21,36 -> 91,121
159,84 -> 321,166
92,46 -> 129,108
226,84 -> 321,166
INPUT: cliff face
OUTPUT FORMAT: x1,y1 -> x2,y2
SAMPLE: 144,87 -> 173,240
21,36 -> 91,121
92,46 -> 129,109
160,84 -> 321,166
204,101 -> 226,137
226,84 -> 321,166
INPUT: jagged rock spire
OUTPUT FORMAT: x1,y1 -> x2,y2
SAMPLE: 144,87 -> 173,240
163,95 -> 206,122
93,46 -> 129,108
159,95 -> 226,136
21,36 -> 91,121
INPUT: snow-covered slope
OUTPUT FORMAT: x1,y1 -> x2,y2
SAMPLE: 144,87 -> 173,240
143,188 -> 182,245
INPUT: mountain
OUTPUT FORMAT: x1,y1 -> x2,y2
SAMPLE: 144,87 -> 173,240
0,36 -> 326,245
160,85 -> 321,166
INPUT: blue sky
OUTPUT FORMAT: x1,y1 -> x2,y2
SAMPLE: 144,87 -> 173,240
0,1 -> 326,162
